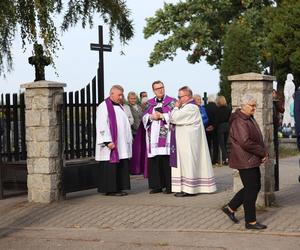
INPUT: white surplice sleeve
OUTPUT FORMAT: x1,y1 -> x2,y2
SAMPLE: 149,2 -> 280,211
142,113 -> 151,129
96,102 -> 112,145
170,104 -> 200,126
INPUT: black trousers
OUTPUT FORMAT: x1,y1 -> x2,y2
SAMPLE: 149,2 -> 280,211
206,130 -> 219,164
228,167 -> 261,223
217,122 -> 229,161
148,155 -> 171,191
97,159 -> 131,193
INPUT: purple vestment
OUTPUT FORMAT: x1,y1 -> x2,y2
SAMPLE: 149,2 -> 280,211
130,95 -> 175,177
105,98 -> 120,163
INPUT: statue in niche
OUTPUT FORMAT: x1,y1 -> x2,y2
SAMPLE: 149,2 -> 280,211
282,74 -> 295,136
28,43 -> 51,81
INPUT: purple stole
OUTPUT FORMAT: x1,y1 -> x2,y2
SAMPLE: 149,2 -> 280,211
105,98 -> 120,163
130,95 -> 175,177
170,99 -> 196,168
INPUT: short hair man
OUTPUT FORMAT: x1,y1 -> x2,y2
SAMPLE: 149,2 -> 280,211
131,81 -> 175,194
95,85 -> 132,196
170,86 -> 216,197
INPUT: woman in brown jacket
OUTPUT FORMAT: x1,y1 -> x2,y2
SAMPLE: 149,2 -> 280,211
222,93 -> 268,230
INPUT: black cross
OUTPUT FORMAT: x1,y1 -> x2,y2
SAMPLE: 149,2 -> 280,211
203,92 -> 208,105
90,25 -> 112,103
28,43 -> 51,81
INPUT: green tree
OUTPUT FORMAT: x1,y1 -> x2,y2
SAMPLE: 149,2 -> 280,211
0,0 -> 134,76
264,0 -> 300,90
144,0 -> 273,68
219,20 -> 263,103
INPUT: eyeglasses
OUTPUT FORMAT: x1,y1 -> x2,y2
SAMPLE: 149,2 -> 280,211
178,95 -> 188,99
153,86 -> 164,91
247,103 -> 257,108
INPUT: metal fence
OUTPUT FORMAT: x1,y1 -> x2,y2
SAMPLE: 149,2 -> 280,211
0,93 -> 26,162
63,77 -> 99,160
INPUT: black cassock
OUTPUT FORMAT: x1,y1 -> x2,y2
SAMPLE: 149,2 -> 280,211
97,159 -> 131,193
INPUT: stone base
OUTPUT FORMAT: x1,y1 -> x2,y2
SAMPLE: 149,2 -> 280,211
28,189 -> 62,203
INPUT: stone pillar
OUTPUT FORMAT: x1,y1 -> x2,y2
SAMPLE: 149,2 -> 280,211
21,81 -> 66,203
228,72 -> 276,207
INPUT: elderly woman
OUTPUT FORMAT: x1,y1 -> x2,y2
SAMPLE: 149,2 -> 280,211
193,94 -> 208,127
222,93 -> 268,230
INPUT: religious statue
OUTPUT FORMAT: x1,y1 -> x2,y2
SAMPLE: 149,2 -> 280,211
282,73 -> 295,129
28,43 -> 51,81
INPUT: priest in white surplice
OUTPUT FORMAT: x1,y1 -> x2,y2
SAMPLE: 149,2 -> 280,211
170,86 -> 217,197
95,85 -> 132,196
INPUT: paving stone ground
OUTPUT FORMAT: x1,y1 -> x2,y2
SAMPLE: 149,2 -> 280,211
0,156 -> 300,249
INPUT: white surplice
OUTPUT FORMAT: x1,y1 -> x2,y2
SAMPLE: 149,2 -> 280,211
142,102 -> 171,157
95,101 -> 133,161
170,103 -> 217,194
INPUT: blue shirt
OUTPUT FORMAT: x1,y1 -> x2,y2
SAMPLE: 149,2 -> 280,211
199,106 -> 209,127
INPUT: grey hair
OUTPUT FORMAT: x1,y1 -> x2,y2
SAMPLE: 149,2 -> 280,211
179,86 -> 193,97
127,91 -> 137,99
207,94 -> 216,103
110,85 -> 124,93
193,94 -> 202,99
240,93 -> 257,106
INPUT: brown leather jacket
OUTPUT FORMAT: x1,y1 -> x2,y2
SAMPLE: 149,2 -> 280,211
228,109 -> 267,169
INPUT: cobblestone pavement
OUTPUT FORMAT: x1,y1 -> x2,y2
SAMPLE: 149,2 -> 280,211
0,156 -> 300,249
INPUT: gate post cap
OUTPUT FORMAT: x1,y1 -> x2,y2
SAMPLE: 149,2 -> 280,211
21,81 -> 66,89
228,72 -> 276,81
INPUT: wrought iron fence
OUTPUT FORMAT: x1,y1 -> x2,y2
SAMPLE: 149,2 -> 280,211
0,93 -> 26,162
63,77 -> 99,160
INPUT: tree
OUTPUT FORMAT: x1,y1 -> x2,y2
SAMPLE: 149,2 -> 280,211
0,0 -> 134,76
219,19 -> 263,103
264,0 -> 300,90
144,0 -> 274,68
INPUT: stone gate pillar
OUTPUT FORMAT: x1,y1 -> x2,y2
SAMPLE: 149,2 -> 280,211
228,72 -> 276,207
21,81 -> 66,203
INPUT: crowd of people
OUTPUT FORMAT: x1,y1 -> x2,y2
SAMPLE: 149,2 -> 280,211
95,81 -> 268,230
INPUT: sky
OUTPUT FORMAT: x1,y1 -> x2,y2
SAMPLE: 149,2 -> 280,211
0,0 -> 220,99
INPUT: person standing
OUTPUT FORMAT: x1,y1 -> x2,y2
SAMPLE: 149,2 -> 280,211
121,94 -> 134,126
139,91 -> 148,111
170,86 -> 216,196
222,93 -> 268,230
193,94 -> 209,127
215,95 -> 231,165
137,80 -> 175,194
95,85 -> 132,196
205,95 -> 219,164
127,91 -> 143,137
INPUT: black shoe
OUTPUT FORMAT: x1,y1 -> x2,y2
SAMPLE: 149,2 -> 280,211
174,192 -> 193,197
105,191 -> 128,196
163,189 -> 172,194
149,188 -> 162,194
222,160 -> 229,166
222,206 -> 239,224
245,222 -> 267,230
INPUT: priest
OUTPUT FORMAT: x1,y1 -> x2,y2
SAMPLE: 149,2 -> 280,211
131,80 -> 175,194
170,86 -> 217,197
95,85 -> 132,196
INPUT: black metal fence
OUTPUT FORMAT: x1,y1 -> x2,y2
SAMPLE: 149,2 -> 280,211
0,92 -> 27,199
0,93 -> 26,163
63,77 -> 99,160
